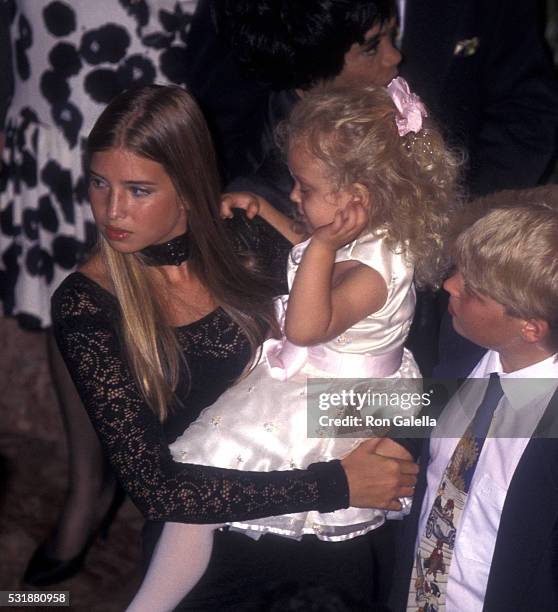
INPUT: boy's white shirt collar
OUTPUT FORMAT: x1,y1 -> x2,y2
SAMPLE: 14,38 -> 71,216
467,349 -> 558,429
474,349 -> 558,379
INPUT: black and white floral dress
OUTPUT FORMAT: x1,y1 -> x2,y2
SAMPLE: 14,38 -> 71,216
0,0 -> 197,328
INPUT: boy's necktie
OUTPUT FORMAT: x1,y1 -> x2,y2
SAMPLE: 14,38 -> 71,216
407,373 -> 504,611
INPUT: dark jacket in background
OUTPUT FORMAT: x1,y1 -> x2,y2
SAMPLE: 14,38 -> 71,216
400,0 -> 558,197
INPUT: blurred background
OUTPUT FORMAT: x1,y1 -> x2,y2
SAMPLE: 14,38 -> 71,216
1,1 -> 558,610
0,318 -> 144,609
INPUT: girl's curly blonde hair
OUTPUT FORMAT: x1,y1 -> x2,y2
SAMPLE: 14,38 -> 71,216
278,85 -> 464,288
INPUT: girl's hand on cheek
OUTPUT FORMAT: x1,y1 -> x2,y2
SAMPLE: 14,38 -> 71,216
312,203 -> 368,251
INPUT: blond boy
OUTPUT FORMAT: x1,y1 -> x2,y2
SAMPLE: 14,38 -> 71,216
390,198 -> 558,612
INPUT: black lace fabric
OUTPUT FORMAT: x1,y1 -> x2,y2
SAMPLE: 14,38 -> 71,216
51,220 -> 348,524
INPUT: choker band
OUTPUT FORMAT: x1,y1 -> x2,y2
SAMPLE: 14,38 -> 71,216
139,232 -> 190,266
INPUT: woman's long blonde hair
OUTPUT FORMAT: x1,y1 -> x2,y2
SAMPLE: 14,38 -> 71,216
279,85 -> 464,288
88,86 -> 277,421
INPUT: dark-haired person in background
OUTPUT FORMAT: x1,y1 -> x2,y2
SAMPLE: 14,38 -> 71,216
185,0 -> 401,211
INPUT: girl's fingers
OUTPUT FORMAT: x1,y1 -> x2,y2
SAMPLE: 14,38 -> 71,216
330,209 -> 345,232
314,202 -> 368,248
246,202 -> 259,219
337,203 -> 366,235
220,196 -> 234,218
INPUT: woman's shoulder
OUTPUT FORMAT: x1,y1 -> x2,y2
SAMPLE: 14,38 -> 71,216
78,253 -> 112,289
52,257 -> 116,325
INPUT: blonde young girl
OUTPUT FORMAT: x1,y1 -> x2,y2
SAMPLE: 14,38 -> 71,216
126,79 -> 461,611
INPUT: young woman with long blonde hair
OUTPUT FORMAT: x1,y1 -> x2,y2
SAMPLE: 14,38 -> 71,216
53,85 -> 418,610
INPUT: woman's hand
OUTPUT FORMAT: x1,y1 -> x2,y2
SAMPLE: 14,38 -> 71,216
375,438 -> 414,462
221,192 -> 261,220
341,438 -> 419,511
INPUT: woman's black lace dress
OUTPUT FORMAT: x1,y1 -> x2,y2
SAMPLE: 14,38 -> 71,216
51,217 -> 375,610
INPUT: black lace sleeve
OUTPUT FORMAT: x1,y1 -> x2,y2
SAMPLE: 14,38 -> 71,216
52,274 -> 349,524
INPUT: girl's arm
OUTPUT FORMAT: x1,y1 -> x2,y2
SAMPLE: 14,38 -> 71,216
286,204 -> 388,346
222,191 -> 308,245
53,274 -> 415,523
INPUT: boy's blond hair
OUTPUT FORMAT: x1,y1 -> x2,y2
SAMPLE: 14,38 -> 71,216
455,201 -> 558,348
450,184 -> 558,243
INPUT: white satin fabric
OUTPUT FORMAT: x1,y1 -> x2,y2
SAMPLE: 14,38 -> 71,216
314,232 -> 416,356
169,233 -> 419,541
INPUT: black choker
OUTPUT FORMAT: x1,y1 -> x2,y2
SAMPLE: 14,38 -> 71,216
140,233 -> 190,266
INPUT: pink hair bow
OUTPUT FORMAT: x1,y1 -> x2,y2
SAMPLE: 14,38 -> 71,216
386,77 -> 428,136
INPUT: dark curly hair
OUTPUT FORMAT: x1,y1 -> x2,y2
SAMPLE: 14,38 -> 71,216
212,0 -> 395,90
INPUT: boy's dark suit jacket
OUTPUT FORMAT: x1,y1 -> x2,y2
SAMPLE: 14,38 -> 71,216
388,389 -> 558,612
